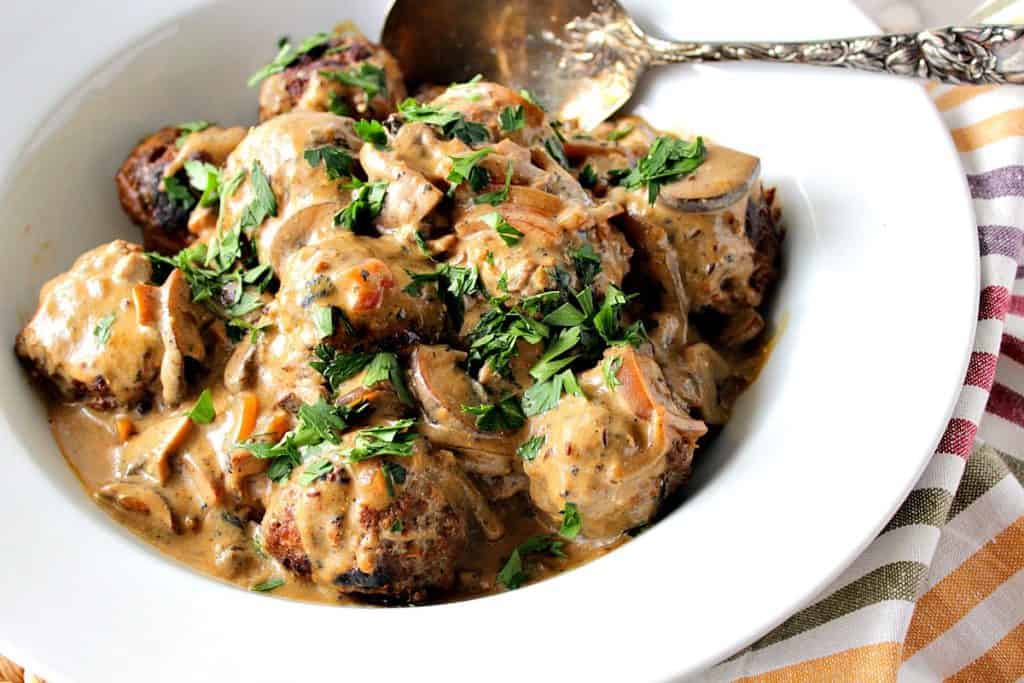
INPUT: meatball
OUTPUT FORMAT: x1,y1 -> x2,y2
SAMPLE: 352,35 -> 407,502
522,347 -> 707,540
429,81 -> 549,147
258,33 -> 406,122
115,124 -> 246,254
261,435 -> 473,600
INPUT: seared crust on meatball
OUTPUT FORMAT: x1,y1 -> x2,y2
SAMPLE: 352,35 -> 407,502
258,34 -> 406,122
115,127 -> 189,254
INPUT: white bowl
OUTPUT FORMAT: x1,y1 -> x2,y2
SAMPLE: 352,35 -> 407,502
0,0 -> 977,680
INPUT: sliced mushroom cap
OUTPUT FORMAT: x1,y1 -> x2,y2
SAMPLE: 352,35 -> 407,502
120,415 -> 193,485
183,449 -> 225,507
359,144 -> 444,232
97,482 -> 176,533
158,269 -> 209,406
408,345 -> 518,473
224,338 -> 258,394
658,143 -> 761,214
257,202 -> 343,272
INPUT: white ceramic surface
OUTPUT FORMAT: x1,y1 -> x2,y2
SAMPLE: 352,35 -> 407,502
0,1 -> 978,681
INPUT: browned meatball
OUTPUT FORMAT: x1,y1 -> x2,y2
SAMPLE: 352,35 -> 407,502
258,34 -> 406,122
262,435 -> 475,601
115,124 -> 246,254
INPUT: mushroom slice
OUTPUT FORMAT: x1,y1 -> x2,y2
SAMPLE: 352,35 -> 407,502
433,450 -> 504,541
408,345 -> 517,469
225,448 -> 268,498
258,202 -> 341,274
360,144 -> 444,231
223,338 -> 258,394
158,269 -> 209,406
617,211 -> 689,321
120,415 -> 193,484
96,482 -> 176,533
182,450 -> 225,507
658,143 -> 761,214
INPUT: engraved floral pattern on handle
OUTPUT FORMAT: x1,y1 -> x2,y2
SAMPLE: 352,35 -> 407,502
561,4 -> 1024,86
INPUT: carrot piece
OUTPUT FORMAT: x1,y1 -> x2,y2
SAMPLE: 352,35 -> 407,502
263,411 -> 293,442
115,415 -> 136,443
235,392 -> 260,442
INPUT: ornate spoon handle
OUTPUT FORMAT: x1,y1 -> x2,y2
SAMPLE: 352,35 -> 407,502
642,25 -> 1024,85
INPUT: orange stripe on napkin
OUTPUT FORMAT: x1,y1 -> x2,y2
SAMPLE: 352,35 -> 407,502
935,85 -> 999,112
947,622 -> 1024,683
952,109 -> 1024,152
736,642 -> 901,682
903,515 -> 1024,659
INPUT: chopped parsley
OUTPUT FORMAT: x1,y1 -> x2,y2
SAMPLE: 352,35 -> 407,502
569,243 -> 601,286
518,89 -> 545,110
460,395 -> 526,432
303,146 -> 354,180
335,179 -> 388,230
354,119 -> 388,148
603,355 -> 623,390
248,31 -> 331,86
390,518 -> 404,533
93,313 -> 116,346
499,105 -> 525,133
381,460 -> 407,497
606,125 -> 634,142
187,388 -> 216,424
465,300 -> 549,378
473,160 -> 513,206
162,175 -> 195,210
183,160 -> 221,207
610,135 -> 706,204
544,135 -> 570,169
312,305 -> 334,339
521,368 -> 581,416
239,161 -> 278,230
251,577 -> 285,592
343,419 -> 418,463
447,148 -> 493,195
481,212 -> 523,246
298,457 -> 334,486
516,435 -> 545,461
327,92 -> 351,116
311,345 -> 374,392
497,271 -> 509,293
497,535 -> 565,590
397,98 -> 491,145
362,352 -> 414,406
578,163 -> 598,189
319,63 -> 388,99
559,502 -> 582,539
176,120 -> 211,147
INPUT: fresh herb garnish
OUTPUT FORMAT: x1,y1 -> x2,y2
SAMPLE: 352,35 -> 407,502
162,175 -> 196,209
381,460 -> 407,497
612,135 -> 706,204
303,146 -> 354,180
518,89 -> 545,110
176,120 -> 211,147
343,419 -> 418,463
607,125 -> 634,142
544,135 -> 570,169
499,105 -> 525,133
312,305 -> 334,339
569,243 -> 601,286
93,313 -> 116,346
559,502 -> 582,539
248,31 -> 331,86
397,98 -> 491,145
497,271 -> 509,293
481,212 -> 523,246
184,160 -> 221,207
298,457 -> 334,486
460,395 -> 526,432
362,352 -> 414,406
447,148 -> 493,195
311,345 -> 374,391
251,577 -> 285,592
335,179 -> 388,230
466,300 -> 549,378
390,518 -> 404,532
516,435 -> 545,461
319,63 -> 388,99
187,388 -> 216,424
603,355 -> 623,390
240,161 -> 278,230
497,535 -> 565,590
327,92 -> 351,116
578,164 -> 598,189
354,119 -> 388,147
473,160 -> 513,205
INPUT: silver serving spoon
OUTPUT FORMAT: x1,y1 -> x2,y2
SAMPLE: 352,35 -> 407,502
382,0 -> 1024,129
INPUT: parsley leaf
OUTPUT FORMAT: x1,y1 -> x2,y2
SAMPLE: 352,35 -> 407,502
381,460 -> 407,497
607,125 -> 634,141
298,457 -> 334,486
311,344 -> 374,391
522,369 -> 581,416
542,302 -> 586,328
93,313 -> 116,346
497,534 -> 565,590
518,89 -> 545,110
397,99 -> 490,145
327,92 -> 351,116
603,355 -> 623,390
312,305 -> 334,338
570,243 -> 601,286
466,300 -> 549,377
162,175 -> 196,210
187,388 -> 216,424
544,135 -> 570,169
516,435 -> 545,461
319,63 -> 388,99
447,148 -> 492,195
248,31 -> 331,86
354,119 -> 388,147
335,179 -> 388,230
461,395 -> 526,432
559,502 -> 582,539
343,419 -> 418,463
362,352 -> 414,406
251,577 -> 285,592
184,160 -> 221,207
240,161 -> 278,230
497,271 -> 509,293
481,211 -> 523,246
499,105 -> 525,133
615,135 -> 706,204
303,146 -> 354,180
474,160 -> 513,205
176,120 -> 211,147
578,163 -> 598,189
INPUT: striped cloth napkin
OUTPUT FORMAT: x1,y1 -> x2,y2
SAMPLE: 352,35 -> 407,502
706,21 -> 1024,683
